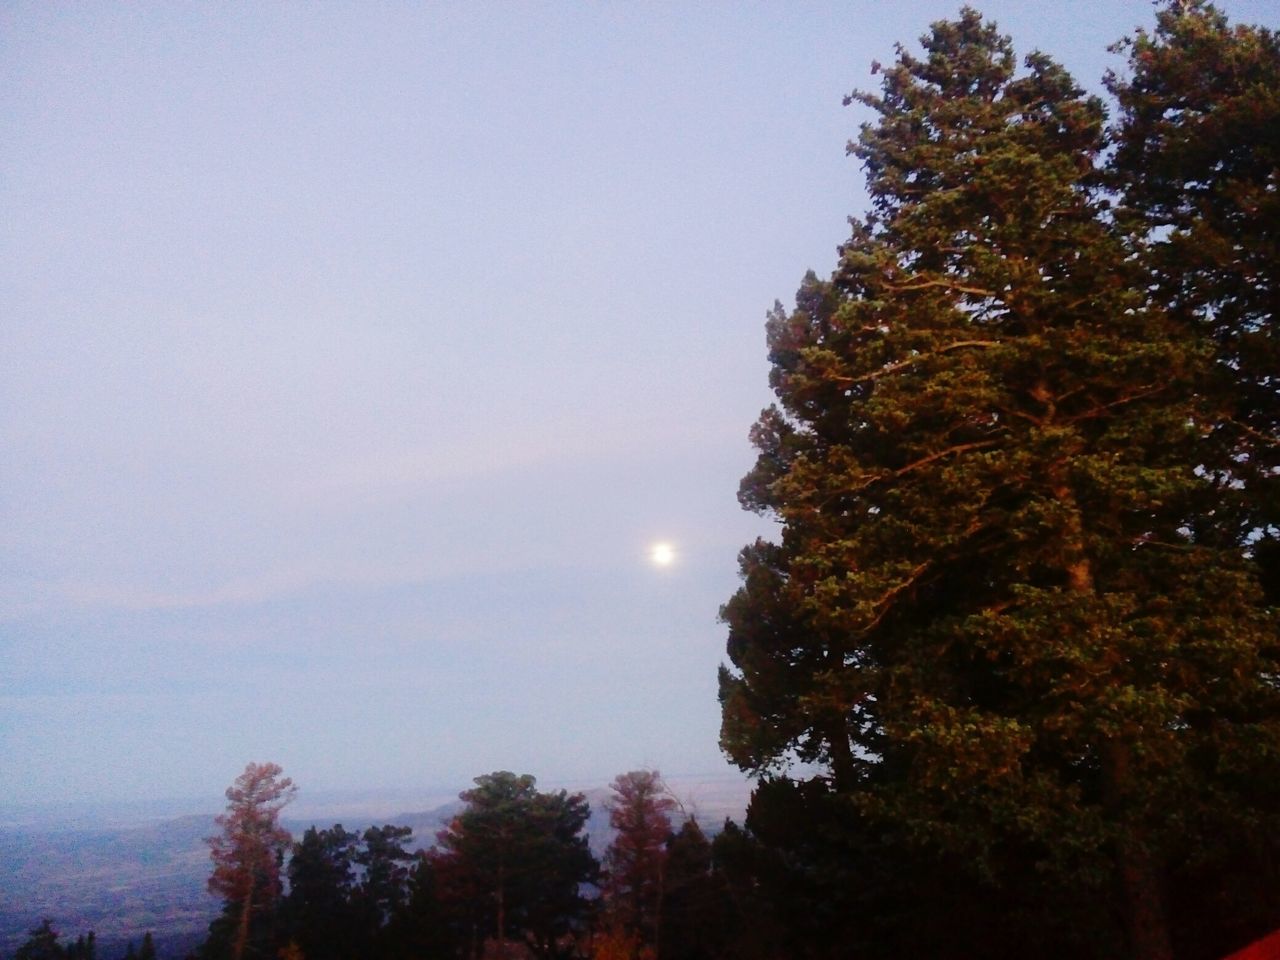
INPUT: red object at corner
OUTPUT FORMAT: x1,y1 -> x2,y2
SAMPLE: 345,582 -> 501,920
1224,929 -> 1280,960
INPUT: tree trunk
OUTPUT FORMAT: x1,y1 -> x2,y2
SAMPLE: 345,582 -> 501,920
1103,741 -> 1174,960
497,857 -> 506,958
1052,461 -> 1174,960
232,888 -> 253,960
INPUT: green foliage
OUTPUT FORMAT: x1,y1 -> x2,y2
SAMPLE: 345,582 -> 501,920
1110,1 -> 1280,542
720,6 -> 1280,958
381,856 -> 461,960
657,821 -> 739,960
354,825 -> 415,927
430,771 -> 598,959
279,824 -> 358,960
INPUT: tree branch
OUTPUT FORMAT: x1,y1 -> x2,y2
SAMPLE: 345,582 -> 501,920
893,439 -> 1002,478
861,560 -> 932,636
833,340 -> 1000,385
1065,384 -> 1166,422
882,277 -> 998,297
1225,417 -> 1280,447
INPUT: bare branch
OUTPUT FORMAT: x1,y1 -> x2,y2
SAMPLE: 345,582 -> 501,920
860,560 -> 932,636
1065,384 -> 1166,422
833,340 -> 1000,385
894,439 -> 1002,478
882,278 -> 998,297
1225,417 -> 1280,447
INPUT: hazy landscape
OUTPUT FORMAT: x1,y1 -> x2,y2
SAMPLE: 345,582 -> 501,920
7,1 -> 1280,958
0,775 -> 750,957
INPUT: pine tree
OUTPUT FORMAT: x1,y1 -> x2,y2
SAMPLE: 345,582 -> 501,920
720,9 -> 1280,959
205,762 -> 296,960
1110,1 -> 1280,543
352,824 -> 415,951
280,824 -> 358,960
64,932 -> 95,960
15,920 -> 65,960
601,770 -> 677,952
430,772 -> 597,960
658,821 -> 733,960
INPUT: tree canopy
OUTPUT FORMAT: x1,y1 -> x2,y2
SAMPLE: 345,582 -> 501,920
430,771 -> 598,960
720,5 -> 1280,959
204,762 -> 297,960
601,770 -> 678,952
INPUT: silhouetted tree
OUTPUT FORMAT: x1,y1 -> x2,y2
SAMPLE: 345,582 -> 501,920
353,824 -> 416,953
64,932 -> 95,960
658,821 -> 731,960
15,921 -> 65,960
383,854 -> 463,960
281,824 -> 358,960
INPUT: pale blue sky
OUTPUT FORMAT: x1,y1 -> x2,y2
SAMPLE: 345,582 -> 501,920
4,1 -> 1277,810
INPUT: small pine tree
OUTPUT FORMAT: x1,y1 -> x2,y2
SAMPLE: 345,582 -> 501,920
15,920 -> 65,960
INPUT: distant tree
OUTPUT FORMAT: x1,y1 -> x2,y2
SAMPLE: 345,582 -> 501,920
658,821 -> 730,960
356,824 -> 415,923
383,855 -> 463,960
64,932 -> 95,960
204,762 -> 296,960
352,824 -> 416,953
601,770 -> 676,953
136,934 -> 155,960
15,920 -> 65,960
280,824 -> 358,960
432,771 -> 597,960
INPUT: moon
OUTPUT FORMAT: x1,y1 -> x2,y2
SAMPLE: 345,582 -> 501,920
649,542 -> 676,567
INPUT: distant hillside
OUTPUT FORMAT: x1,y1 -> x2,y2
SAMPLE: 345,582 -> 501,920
0,775 -> 750,957
0,815 -> 216,958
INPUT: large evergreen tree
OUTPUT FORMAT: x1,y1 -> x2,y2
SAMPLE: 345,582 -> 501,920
430,771 -> 597,960
1110,1 -> 1280,544
719,9 -> 1280,959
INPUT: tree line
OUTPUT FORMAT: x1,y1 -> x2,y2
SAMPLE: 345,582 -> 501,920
194,762 -> 769,960
8,922 -> 156,960
14,764 -> 758,960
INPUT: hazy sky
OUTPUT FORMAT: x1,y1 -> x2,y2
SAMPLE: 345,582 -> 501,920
4,1 -> 1278,811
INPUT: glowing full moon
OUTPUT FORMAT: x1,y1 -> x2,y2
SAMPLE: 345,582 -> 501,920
650,542 -> 676,566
